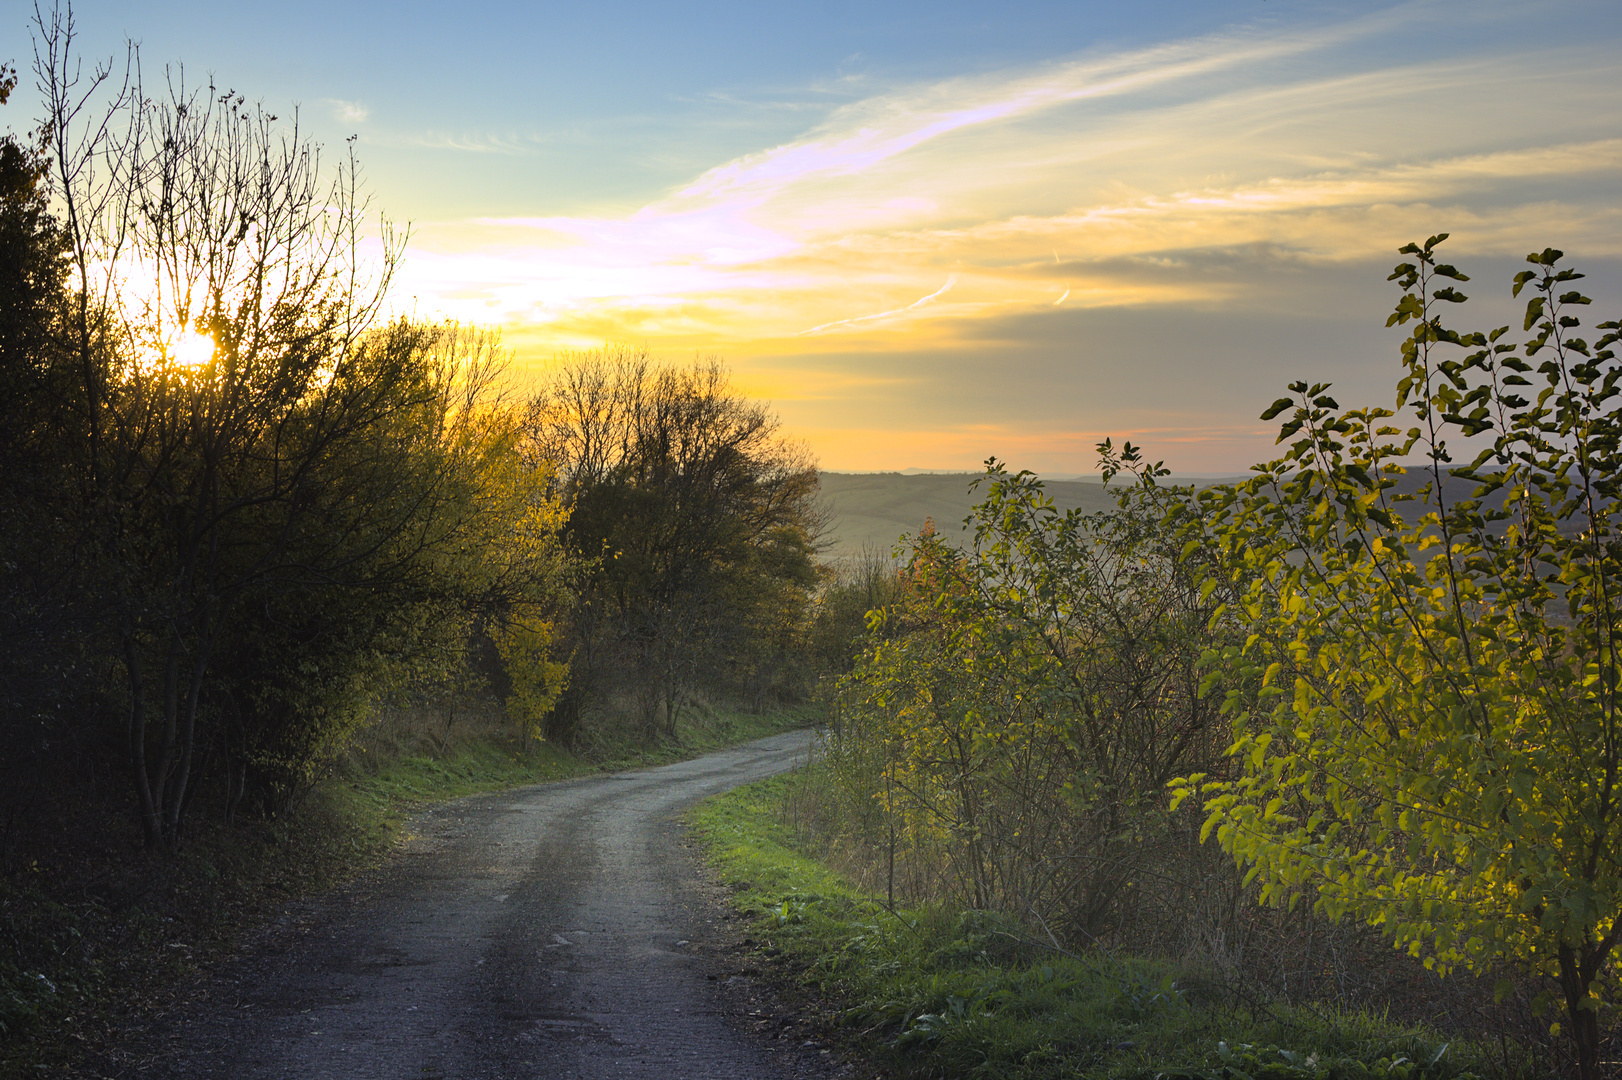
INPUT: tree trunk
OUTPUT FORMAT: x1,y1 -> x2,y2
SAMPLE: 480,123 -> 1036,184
125,615 -> 214,851
162,632 -> 213,847
124,631 -> 163,850
1558,942 -> 1605,1080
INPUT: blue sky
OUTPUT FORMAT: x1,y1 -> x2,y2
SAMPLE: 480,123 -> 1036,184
29,0 -> 1313,214
9,0 -> 1621,471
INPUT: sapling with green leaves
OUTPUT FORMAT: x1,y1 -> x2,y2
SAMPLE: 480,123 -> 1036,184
1124,236 -> 1621,1079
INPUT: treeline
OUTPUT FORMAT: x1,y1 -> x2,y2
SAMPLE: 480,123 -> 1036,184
814,240 -> 1622,1079
0,10 -> 832,871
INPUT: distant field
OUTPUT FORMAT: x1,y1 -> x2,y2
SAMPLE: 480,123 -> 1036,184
812,472 -> 1086,560
815,467 -> 1568,562
815,471 -> 1253,560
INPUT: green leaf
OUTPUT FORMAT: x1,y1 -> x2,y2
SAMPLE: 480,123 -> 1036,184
1260,397 -> 1296,421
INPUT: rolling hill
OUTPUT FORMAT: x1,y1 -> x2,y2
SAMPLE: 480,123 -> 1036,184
814,470 -> 1257,561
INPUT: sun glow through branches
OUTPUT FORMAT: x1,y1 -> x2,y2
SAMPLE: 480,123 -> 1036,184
166,329 -> 217,368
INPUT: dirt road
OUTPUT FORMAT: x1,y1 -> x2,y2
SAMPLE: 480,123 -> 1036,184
92,730 -> 829,1079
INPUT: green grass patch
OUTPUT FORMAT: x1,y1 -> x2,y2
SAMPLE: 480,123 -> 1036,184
691,772 -> 1497,1080
341,699 -> 817,816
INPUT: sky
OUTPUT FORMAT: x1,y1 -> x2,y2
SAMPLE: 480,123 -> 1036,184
8,0 -> 1621,473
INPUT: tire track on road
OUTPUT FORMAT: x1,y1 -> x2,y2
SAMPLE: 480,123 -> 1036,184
82,731 -> 825,1080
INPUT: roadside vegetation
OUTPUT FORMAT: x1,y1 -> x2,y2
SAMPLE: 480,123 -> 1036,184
696,772 -> 1506,1079
698,238 -> 1622,1080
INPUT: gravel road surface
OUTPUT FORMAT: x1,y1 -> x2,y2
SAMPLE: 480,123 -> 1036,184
90,730 -> 830,1080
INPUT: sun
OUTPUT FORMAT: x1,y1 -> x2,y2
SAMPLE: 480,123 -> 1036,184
169,328 -> 216,367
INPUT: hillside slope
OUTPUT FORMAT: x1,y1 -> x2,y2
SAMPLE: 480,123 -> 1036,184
815,472 -> 1115,560
815,471 -> 1254,560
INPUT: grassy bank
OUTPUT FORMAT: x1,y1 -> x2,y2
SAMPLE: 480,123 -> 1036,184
692,771 -> 1515,1080
1,699 -> 816,1078
340,698 -> 821,832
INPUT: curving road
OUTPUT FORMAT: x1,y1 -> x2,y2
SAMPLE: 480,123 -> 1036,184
94,730 -> 824,1080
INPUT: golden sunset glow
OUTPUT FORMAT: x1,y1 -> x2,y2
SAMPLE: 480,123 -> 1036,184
376,6 -> 1620,472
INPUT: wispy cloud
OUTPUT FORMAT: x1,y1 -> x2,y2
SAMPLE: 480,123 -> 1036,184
373,130 -> 546,156
323,98 -> 370,124
800,276 -> 957,335
390,3 -> 1622,469
663,28 -> 1339,210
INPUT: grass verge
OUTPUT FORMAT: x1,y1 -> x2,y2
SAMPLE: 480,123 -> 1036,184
1,700 -> 815,1078
691,771 -> 1501,1080
340,699 -> 819,833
